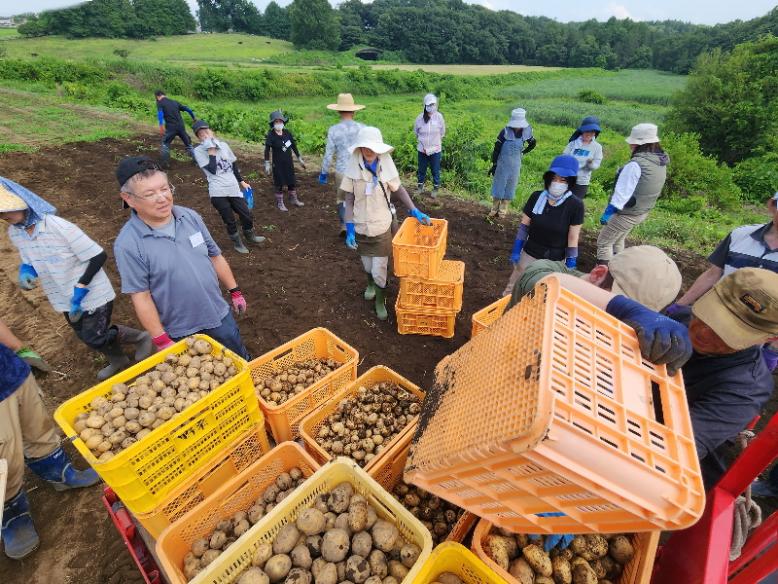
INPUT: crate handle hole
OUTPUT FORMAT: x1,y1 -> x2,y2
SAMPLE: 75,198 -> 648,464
650,381 -> 665,424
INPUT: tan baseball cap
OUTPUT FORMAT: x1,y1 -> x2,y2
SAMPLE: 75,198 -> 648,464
609,246 -> 682,311
0,183 -> 27,214
692,268 -> 778,350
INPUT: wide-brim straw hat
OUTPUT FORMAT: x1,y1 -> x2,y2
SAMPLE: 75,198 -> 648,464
0,183 -> 28,213
327,93 -> 365,112
349,126 -> 393,154
508,107 -> 528,129
626,123 -> 660,145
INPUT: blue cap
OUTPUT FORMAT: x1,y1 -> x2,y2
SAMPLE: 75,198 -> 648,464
578,115 -> 601,134
548,155 -> 579,178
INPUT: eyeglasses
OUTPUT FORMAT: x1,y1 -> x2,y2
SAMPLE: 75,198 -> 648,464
131,184 -> 175,201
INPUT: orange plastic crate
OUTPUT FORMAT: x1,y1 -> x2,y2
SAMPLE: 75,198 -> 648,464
299,365 -> 425,473
134,427 -> 270,539
368,430 -> 477,545
248,328 -> 359,443
393,217 -> 448,279
472,519 -> 660,584
156,442 -> 320,584
471,295 -> 511,338
398,260 -> 465,312
395,297 -> 457,339
406,275 -> 705,534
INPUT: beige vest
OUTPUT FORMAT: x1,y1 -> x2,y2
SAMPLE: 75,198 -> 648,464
341,166 -> 401,237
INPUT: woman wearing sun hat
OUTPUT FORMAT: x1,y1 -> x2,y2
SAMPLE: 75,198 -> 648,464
488,107 -> 537,219
563,115 -> 604,198
341,126 -> 432,320
319,94 -> 366,234
597,123 -> 669,264
414,93 -> 446,198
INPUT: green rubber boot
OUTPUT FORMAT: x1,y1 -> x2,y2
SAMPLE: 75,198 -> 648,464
374,285 -> 388,321
364,275 -> 377,301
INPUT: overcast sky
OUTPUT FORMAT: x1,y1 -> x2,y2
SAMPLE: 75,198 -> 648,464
4,0 -> 776,25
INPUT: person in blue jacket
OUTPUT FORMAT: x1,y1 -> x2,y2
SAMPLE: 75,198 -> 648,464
155,90 -> 196,168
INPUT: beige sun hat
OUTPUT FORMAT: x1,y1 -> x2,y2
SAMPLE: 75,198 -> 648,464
626,123 -> 660,145
327,93 -> 366,112
609,245 -> 682,312
349,126 -> 393,155
0,183 -> 27,213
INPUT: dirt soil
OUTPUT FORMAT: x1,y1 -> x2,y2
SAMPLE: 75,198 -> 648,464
0,134 -> 725,583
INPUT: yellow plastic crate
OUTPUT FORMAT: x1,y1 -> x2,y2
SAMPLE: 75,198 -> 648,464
415,542 -> 508,584
470,296 -> 510,338
54,335 -> 268,516
398,260 -> 465,312
191,458 -> 433,584
393,217 -> 448,279
396,296 -> 458,339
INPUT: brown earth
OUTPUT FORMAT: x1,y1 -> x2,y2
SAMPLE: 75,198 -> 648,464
0,134 -> 715,583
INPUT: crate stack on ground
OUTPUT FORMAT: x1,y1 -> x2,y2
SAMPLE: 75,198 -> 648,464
392,217 -> 464,338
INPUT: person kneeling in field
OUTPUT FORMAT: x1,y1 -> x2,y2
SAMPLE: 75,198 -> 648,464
508,245 -> 682,312
1,321 -> 99,560
113,156 -> 251,359
192,119 -> 265,255
0,177 -> 152,380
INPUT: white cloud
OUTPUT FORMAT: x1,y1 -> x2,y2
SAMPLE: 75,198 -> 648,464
608,3 -> 636,20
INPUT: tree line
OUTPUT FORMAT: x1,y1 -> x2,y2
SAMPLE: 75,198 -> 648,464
16,0 -> 778,74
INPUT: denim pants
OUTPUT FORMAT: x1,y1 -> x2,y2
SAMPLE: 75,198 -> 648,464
182,311 -> 251,361
64,300 -> 122,356
417,151 -> 441,188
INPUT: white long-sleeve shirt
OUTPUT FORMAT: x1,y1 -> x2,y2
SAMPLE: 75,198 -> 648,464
414,112 -> 446,155
609,161 -> 642,210
563,137 -> 603,185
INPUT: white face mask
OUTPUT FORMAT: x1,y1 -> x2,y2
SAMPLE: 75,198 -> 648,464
274,123 -> 284,131
548,182 -> 568,198
425,104 -> 437,113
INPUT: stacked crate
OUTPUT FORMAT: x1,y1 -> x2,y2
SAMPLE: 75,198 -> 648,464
392,218 -> 464,338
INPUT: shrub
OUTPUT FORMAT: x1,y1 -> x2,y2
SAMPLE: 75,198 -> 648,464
578,89 -> 606,104
732,153 -> 778,203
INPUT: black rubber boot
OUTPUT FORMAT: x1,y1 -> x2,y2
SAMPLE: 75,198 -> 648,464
229,232 -> 249,254
243,229 -> 266,244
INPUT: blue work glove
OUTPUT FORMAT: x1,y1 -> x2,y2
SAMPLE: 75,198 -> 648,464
510,238 -> 524,265
762,346 -> 778,372
606,295 -> 693,375
663,303 -> 686,318
565,247 -> 578,269
528,513 -> 573,552
565,256 -> 577,269
318,172 -> 328,185
410,208 -> 432,225
68,286 -> 89,322
345,223 -> 358,250
19,263 -> 38,290
599,204 -> 617,225
243,186 -> 254,210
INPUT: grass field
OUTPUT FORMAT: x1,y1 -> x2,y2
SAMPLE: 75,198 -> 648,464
0,28 -> 19,39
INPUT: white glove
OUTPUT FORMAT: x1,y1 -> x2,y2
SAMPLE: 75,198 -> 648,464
264,161 -> 271,175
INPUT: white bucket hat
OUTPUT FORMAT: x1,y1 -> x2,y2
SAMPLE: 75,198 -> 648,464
423,93 -> 437,106
626,123 -> 660,145
349,126 -> 393,155
508,108 -> 528,129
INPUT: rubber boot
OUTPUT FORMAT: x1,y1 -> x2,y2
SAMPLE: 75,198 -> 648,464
289,190 -> 304,207
487,198 -> 500,218
364,275 -> 377,301
95,336 -> 130,381
26,446 -> 100,492
2,491 -> 39,560
374,285 -> 388,321
159,144 -> 171,170
416,183 -> 424,197
115,324 -> 152,362
431,186 -> 439,199
497,200 -> 509,218
243,229 -> 266,244
337,202 -> 346,236
275,192 -> 288,212
229,232 -> 249,254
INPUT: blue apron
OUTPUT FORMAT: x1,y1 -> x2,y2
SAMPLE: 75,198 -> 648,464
491,127 -> 530,200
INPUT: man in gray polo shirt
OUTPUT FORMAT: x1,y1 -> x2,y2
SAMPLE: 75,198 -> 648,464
113,157 -> 250,359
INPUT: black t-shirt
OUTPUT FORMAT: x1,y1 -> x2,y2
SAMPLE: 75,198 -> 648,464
522,191 -> 584,259
157,97 -> 189,129
264,129 -> 299,165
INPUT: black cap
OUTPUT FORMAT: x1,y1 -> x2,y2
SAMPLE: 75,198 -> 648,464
116,156 -> 161,188
192,119 -> 210,135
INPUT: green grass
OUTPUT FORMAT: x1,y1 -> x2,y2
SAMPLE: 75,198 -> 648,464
0,28 -> 19,39
0,33 -> 293,65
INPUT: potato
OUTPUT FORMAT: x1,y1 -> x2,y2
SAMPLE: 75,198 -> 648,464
184,561 -> 202,581
125,420 -> 141,434
85,434 -> 103,450
321,528 -> 350,562
368,550 -> 388,579
364,577 -> 382,584
324,513 -> 337,530
265,555 -> 293,583
387,560 -> 408,580
348,499 -> 369,533
608,535 -> 634,565
523,545 -> 552,577
571,562 -> 597,584
285,568 -> 312,584
138,411 -> 156,428
345,554 -> 370,583
484,534 -> 515,571
234,519 -> 251,538
193,339 -> 212,355
264,485 -> 281,504
435,573 -> 464,584
237,567 -> 270,584
399,544 -> 420,569
335,513 -> 352,536
351,531 -> 372,558
251,543 -> 274,568
274,523 -> 302,555
248,504 -> 265,525
288,544 -> 311,570
508,558 -> 534,584
535,578 -> 554,584
276,472 -> 293,490
306,535 -> 322,558
314,562 -> 337,584
201,549 -> 221,566
371,520 -> 399,553
328,482 -> 353,514
552,555 -> 572,584
210,530 -> 228,550
86,414 -> 105,429
297,508 -> 326,536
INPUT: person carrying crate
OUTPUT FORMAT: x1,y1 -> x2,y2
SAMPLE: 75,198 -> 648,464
0,178 -> 153,381
0,321 -> 98,560
113,156 -> 251,360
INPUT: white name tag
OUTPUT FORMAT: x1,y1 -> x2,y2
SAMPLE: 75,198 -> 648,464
284,140 -> 292,149
365,182 -> 375,195
189,231 -> 205,248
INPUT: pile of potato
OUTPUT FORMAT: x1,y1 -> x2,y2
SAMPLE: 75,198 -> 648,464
74,338 -> 237,462
391,482 -> 462,545
183,468 -> 307,581
315,382 -> 421,468
230,481 -> 422,584
256,359 -> 340,406
484,528 -> 635,584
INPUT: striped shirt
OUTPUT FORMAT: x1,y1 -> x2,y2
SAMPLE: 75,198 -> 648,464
708,223 -> 778,276
7,215 -> 115,312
